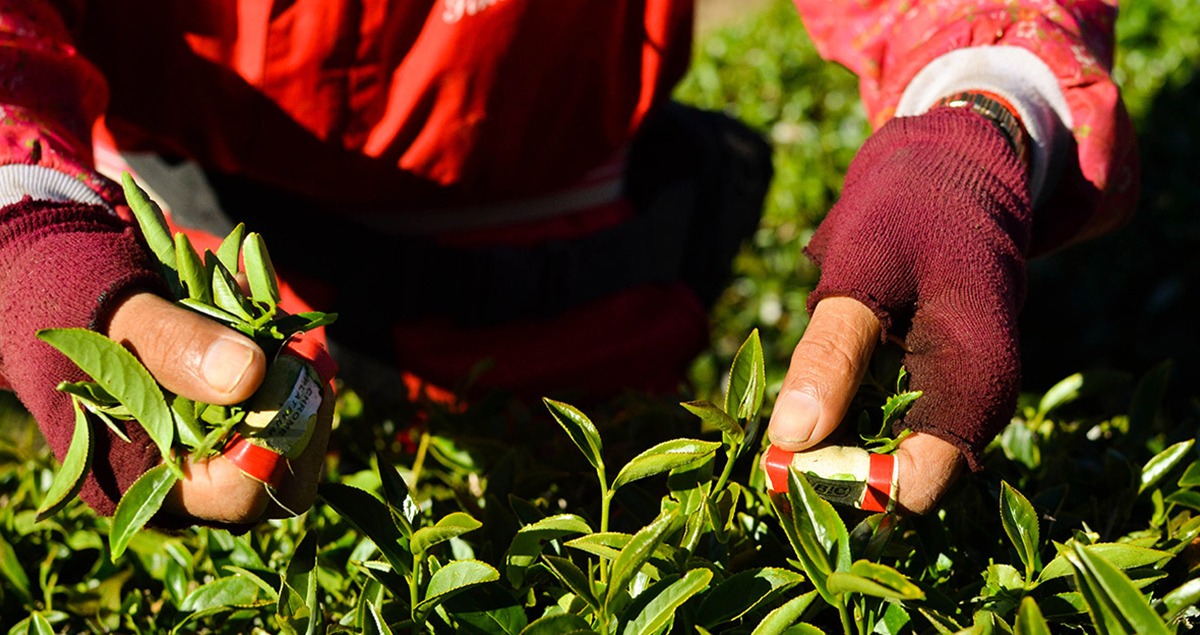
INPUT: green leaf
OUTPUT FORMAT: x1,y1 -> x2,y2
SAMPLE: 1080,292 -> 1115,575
121,172 -> 179,291
680,400 -> 744,444
1161,577 -> 1200,622
24,612 -> 55,635
37,328 -> 175,465
1067,541 -> 1170,635
826,560 -> 923,600
174,232 -> 211,303
606,508 -> 680,609
879,390 -> 922,432
1179,459 -> 1200,487
278,530 -> 320,632
413,559 -> 499,621
215,223 -> 246,274
1038,543 -> 1169,583
725,329 -> 765,421
376,455 -> 419,539
317,483 -> 411,575
1128,360 -> 1172,432
242,232 -> 281,307
519,613 -> 594,635
542,554 -> 598,611
411,512 -> 483,555
109,463 -> 179,560
750,590 -> 818,635
1000,481 -> 1041,579
0,533 -> 31,603
36,399 -> 93,521
210,257 -> 256,321
505,513 -> 592,587
442,584 -> 529,635
695,567 -> 806,628
180,574 -> 261,612
610,438 -> 721,492
622,568 -> 712,635
177,298 -> 243,326
779,467 -> 851,605
543,398 -> 604,473
170,395 -> 205,452
1139,439 -> 1195,495
1014,597 -> 1052,635
364,600 -> 395,635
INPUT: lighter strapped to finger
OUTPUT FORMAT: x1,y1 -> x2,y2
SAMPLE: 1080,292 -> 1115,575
763,444 -> 898,513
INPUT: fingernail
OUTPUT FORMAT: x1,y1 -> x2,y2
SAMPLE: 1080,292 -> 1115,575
202,337 -> 255,394
769,390 -> 821,446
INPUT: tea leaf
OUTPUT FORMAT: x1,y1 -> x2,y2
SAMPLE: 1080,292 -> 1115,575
121,172 -> 179,292
506,513 -> 592,587
411,512 -> 483,555
317,483 -> 411,575
826,560 -> 923,600
782,467 -> 851,605
565,533 -> 667,577
610,438 -> 721,492
695,567 -> 805,628
1179,460 -> 1200,487
0,533 -> 31,603
35,399 -> 93,521
110,463 -> 179,560
1067,541 -> 1170,635
242,232 -> 281,307
1000,481 -> 1041,579
37,328 -> 175,464
364,600 -> 395,635
542,554 -> 598,611
1038,543 -> 1170,583
749,590 -> 818,635
1014,597 -> 1052,635
543,398 -> 604,473
726,328 -> 765,421
680,400 -> 744,444
605,508 -> 680,609
215,224 -> 246,272
376,455 -> 418,538
413,559 -> 499,621
174,233 -> 210,303
210,259 -> 255,321
278,530 -> 320,630
621,568 -> 712,635
180,573 -> 261,612
1139,439 -> 1195,495
519,613 -> 594,635
170,395 -> 205,451
442,584 -> 529,635
879,390 -> 921,432
1161,577 -> 1200,622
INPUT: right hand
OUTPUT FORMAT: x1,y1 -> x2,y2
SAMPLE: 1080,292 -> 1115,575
106,292 -> 332,525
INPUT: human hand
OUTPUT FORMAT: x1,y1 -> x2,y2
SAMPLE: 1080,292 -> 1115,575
106,292 -> 333,525
766,107 -> 1032,514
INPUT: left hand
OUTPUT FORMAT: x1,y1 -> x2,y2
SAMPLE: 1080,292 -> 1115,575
766,107 -> 1033,514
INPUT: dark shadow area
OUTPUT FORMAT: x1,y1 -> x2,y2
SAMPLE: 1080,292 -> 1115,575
1020,66 -> 1200,418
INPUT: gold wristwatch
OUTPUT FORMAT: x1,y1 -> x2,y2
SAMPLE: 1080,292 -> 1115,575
935,90 -> 1031,169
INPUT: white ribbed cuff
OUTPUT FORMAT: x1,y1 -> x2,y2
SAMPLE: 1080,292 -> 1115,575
0,164 -> 108,209
895,46 -> 1072,206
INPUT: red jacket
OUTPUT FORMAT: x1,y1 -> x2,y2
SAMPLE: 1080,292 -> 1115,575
0,0 -> 1135,513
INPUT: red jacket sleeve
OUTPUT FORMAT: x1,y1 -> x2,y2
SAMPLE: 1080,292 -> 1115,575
2,1 -> 164,515
793,0 -> 1138,253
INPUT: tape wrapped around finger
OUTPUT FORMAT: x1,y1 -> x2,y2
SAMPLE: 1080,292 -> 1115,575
221,332 -> 336,485
764,444 -> 898,513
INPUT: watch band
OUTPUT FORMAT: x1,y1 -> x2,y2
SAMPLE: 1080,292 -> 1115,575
934,90 -> 1030,169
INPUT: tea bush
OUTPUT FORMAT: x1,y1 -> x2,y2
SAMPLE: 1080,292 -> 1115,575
3,1 -> 1199,632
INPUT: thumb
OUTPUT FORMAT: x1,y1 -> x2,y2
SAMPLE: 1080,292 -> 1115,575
105,292 -> 267,405
769,297 -> 880,451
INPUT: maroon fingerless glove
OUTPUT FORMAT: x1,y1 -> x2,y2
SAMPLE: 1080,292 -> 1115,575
806,107 -> 1032,469
0,197 -> 164,515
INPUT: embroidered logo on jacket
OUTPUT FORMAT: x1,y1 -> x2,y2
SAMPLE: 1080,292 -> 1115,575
443,0 -> 505,23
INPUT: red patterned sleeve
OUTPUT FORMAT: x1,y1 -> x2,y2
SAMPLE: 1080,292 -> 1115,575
2,1 -> 165,515
793,0 -> 1138,253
